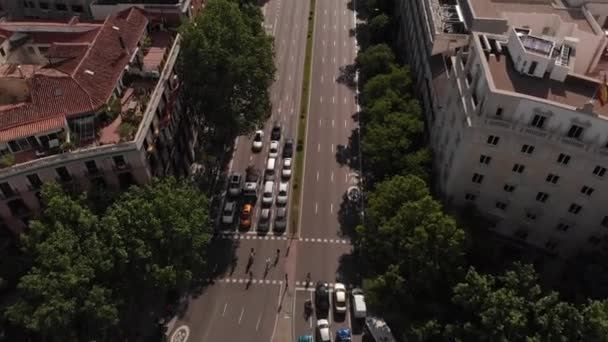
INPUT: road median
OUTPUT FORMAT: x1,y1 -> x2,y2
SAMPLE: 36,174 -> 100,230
289,0 -> 316,236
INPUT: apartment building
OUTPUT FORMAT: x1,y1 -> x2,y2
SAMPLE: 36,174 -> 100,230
0,7 -> 198,234
0,0 -> 93,19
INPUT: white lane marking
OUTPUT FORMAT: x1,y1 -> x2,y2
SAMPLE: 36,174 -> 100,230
291,55 -> 294,61
344,57 -> 347,64
315,202 -> 318,214
292,39 -> 295,45
249,155 -> 253,162
330,204 -> 333,214
333,57 -> 336,64
332,96 -> 335,103
343,10 -> 346,15
317,143 -> 320,152
321,75 -> 324,83
273,17 -> 278,36
323,40 -> 326,46
344,97 -> 347,104
333,41 -> 336,47
344,120 -> 347,128
320,96 -> 323,103
345,173 -> 348,183
324,9 -> 327,15
289,75 -> 291,81
344,24 -> 346,30
238,307 -> 245,325
323,24 -> 326,30
322,57 -> 325,63
344,41 -> 346,47
316,171 -> 319,182
331,172 -> 334,183
331,119 -> 334,127
256,315 -> 262,331
319,119 -> 322,126
222,303 -> 228,317
331,144 -> 334,153
309,291 -> 314,327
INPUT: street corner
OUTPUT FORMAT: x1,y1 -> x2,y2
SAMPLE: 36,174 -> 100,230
169,325 -> 190,342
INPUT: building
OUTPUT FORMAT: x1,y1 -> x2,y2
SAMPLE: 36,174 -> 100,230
0,0 -> 202,26
0,7 -> 197,234
396,0 -> 608,256
0,0 -> 94,19
90,0 -> 203,26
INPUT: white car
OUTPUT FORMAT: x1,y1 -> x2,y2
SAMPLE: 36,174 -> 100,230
269,140 -> 279,158
317,319 -> 331,342
282,158 -> 292,179
276,182 -> 288,205
262,181 -> 274,206
333,283 -> 347,313
252,130 -> 264,151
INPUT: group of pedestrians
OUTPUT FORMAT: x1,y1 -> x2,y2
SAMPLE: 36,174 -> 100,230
248,248 -> 282,281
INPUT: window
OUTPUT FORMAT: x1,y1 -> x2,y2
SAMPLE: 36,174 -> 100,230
531,114 -> 546,129
39,2 -> 48,10
557,153 -> 571,165
556,223 -> 570,231
55,166 -> 71,182
0,47 -> 5,57
546,174 -> 560,184
495,201 -> 507,210
487,135 -> 500,145
545,240 -> 558,251
495,107 -> 503,117
464,193 -> 476,201
27,174 -> 42,190
479,155 -> 492,165
521,144 -> 535,154
536,192 -> 549,203
72,4 -> 83,12
472,173 -> 484,184
0,182 -> 15,198
525,212 -> 537,221
113,155 -> 127,169
581,185 -> 594,196
593,165 -> 606,177
503,184 -> 516,192
512,163 -> 525,173
567,124 -> 584,139
55,3 -> 67,11
602,216 -> 608,228
85,160 -> 99,175
568,203 -> 582,214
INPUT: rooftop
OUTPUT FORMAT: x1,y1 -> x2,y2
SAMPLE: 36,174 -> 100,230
486,49 -> 608,117
468,0 -> 595,34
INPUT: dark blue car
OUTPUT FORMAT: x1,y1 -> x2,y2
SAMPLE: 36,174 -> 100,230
337,328 -> 351,341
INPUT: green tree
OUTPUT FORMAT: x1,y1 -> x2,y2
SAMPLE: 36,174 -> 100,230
355,43 -> 396,84
5,183 -> 119,341
368,14 -> 390,44
357,175 -> 466,323
361,67 -> 415,108
102,177 -> 212,333
179,0 -> 275,142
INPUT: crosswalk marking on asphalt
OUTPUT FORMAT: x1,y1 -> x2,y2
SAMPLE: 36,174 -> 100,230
214,232 -> 351,245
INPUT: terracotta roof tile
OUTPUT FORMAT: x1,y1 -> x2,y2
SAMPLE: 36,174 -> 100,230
0,8 -> 149,142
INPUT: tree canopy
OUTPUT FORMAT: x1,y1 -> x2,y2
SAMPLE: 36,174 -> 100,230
4,178 -> 212,341
179,0 -> 275,141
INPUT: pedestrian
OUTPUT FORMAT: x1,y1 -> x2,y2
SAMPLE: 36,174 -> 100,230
306,272 -> 311,285
285,273 -> 288,282
249,270 -> 253,279
265,257 -> 271,270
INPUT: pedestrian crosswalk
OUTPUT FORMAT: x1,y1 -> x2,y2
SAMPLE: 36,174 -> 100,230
214,232 -> 351,245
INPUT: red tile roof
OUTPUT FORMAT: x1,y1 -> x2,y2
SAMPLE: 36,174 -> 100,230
0,7 -> 148,142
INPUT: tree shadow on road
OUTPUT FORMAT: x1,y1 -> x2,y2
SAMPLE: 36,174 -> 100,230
188,236 -> 240,299
336,252 -> 363,288
337,191 -> 361,241
335,127 -> 361,170
336,64 -> 357,90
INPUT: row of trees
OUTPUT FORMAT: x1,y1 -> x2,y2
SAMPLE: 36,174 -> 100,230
0,178 -> 212,341
353,3 -> 608,341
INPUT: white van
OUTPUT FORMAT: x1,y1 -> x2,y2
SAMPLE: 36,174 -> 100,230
351,288 -> 367,320
265,157 -> 276,181
262,181 -> 274,205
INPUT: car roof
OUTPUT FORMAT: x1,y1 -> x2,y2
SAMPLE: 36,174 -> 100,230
276,207 -> 286,217
283,158 -> 292,165
285,138 -> 294,144
279,182 -> 288,191
231,174 -> 241,181
243,204 -> 252,212
261,208 -> 270,218
317,319 -> 329,325
336,291 -> 346,302
224,201 -> 235,210
334,283 -> 346,290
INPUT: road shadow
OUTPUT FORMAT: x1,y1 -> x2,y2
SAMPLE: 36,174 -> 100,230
337,191 -> 360,240
336,253 -> 363,287
335,127 -> 361,170
336,64 -> 357,90
188,236 -> 241,298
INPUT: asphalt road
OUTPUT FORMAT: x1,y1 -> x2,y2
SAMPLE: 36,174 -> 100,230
168,0 -> 361,339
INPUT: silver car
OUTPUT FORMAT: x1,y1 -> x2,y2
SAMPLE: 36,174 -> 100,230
222,201 -> 236,225
274,207 -> 287,232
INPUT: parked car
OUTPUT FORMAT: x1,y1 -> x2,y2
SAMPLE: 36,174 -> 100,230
262,181 -> 274,206
297,335 -> 313,342
240,204 -> 252,229
227,173 -> 242,196
333,283 -> 347,314
315,282 -> 330,312
221,201 -> 236,225
269,140 -> 280,158
276,182 -> 289,205
252,130 -> 264,152
336,329 -> 351,342
283,138 -> 294,158
317,319 -> 331,342
258,208 -> 271,232
274,207 -> 287,232
282,158 -> 292,179
243,166 -> 260,197
351,288 -> 367,320
271,121 -> 281,141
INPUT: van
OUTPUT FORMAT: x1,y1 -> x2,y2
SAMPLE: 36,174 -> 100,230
351,288 -> 367,320
265,157 -> 276,181
262,181 -> 274,205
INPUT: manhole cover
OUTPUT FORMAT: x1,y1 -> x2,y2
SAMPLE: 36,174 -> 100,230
170,325 -> 190,342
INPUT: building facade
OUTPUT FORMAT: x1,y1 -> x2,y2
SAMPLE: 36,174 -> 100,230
397,0 -> 608,256
0,0 -> 93,19
0,8 -> 197,234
